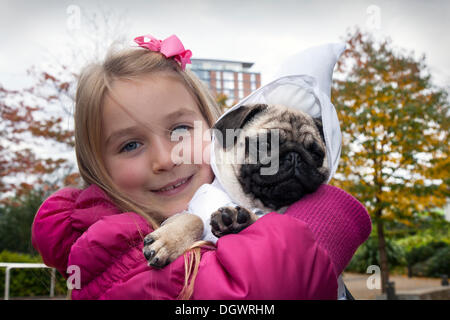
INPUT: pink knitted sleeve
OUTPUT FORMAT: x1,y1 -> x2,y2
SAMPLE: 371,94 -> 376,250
284,184 -> 372,275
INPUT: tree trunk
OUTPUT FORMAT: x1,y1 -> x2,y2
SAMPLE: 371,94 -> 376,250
376,213 -> 390,293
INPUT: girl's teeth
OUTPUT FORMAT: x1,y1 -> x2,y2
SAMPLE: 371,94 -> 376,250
158,178 -> 188,192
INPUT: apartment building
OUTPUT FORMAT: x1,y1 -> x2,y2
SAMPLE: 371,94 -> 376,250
189,58 -> 261,104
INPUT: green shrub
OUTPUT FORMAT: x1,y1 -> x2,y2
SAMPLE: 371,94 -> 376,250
0,250 -> 42,263
427,247 -> 450,277
346,216 -> 450,278
0,190 -> 46,255
0,250 -> 67,298
397,230 -> 450,253
405,241 -> 447,266
403,241 -> 450,278
409,245 -> 450,278
346,236 -> 406,273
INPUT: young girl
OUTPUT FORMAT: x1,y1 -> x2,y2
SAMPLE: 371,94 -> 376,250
32,35 -> 371,300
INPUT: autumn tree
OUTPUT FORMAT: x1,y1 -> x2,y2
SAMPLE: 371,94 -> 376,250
0,7 -> 130,203
0,80 -> 75,202
331,29 -> 449,293
215,93 -> 230,113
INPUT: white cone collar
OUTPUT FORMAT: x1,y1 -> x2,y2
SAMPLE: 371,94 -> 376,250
274,42 -> 347,99
211,43 -> 346,186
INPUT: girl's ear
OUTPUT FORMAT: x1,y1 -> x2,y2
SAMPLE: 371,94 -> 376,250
213,104 -> 268,148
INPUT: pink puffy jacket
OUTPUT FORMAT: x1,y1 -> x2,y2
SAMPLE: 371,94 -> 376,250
31,184 -> 371,300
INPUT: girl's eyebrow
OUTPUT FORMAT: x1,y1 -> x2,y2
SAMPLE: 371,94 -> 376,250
164,108 -> 198,122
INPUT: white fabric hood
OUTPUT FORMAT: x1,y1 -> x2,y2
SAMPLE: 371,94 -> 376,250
211,42 -> 346,186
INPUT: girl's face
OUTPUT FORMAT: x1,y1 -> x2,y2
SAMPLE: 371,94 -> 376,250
102,73 -> 214,218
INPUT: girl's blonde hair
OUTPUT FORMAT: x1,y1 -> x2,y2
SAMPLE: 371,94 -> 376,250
74,47 -> 222,298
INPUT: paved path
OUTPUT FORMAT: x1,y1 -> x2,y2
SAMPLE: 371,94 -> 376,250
343,272 -> 445,300
4,273 -> 446,300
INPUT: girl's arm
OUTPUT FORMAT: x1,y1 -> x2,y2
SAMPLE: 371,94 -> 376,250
31,186 -> 121,276
283,184 -> 372,276
190,212 -> 339,299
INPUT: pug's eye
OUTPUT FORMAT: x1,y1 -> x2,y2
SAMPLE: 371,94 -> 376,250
244,136 -> 250,157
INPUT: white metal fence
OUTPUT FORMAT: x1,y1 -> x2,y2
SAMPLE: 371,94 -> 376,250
0,263 -> 56,300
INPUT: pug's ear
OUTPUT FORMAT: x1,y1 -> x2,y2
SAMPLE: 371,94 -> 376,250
313,117 -> 325,144
213,104 -> 268,148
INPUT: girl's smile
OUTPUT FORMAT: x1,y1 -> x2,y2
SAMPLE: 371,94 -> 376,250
101,73 -> 214,218
151,174 -> 194,195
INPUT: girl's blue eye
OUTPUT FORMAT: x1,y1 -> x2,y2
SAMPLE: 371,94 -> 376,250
170,125 -> 192,140
120,141 -> 141,153
172,125 -> 191,133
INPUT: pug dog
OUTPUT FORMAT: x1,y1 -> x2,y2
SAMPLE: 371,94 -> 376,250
208,103 -> 329,237
143,103 -> 329,268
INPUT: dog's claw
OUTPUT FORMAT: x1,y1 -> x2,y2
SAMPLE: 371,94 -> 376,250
143,249 -> 155,261
142,214 -> 204,269
143,250 -> 150,260
144,237 -> 154,246
150,257 -> 159,267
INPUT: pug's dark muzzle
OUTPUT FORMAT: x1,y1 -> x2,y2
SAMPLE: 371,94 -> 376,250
238,138 -> 328,210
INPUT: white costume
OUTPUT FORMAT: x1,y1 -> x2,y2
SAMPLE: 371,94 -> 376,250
187,42 -> 348,299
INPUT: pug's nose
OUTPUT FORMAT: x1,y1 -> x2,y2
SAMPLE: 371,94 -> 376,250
283,151 -> 302,179
284,151 -> 299,165
283,151 -> 300,169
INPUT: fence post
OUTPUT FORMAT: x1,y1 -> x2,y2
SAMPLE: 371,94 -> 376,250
50,268 -> 56,298
5,267 -> 10,300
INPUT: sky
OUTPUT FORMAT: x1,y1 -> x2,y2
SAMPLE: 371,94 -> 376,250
1,0 -> 450,90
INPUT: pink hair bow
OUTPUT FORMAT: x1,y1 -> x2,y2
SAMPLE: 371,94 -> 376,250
134,34 -> 192,70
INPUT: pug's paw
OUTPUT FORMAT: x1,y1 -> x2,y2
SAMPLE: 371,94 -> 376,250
142,230 -> 173,269
142,214 -> 203,268
210,206 -> 258,238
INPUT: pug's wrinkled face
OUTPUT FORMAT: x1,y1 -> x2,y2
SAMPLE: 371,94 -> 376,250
212,103 -> 329,212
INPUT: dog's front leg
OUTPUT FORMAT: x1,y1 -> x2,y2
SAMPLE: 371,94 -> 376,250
143,213 -> 203,268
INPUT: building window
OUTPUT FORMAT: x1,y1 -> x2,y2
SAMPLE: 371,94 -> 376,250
250,73 -> 256,91
237,72 -> 244,99
223,71 -> 234,100
223,71 -> 234,87
216,71 -> 222,91
189,59 -> 260,105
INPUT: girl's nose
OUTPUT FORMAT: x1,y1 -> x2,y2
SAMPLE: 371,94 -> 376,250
151,137 -> 178,173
